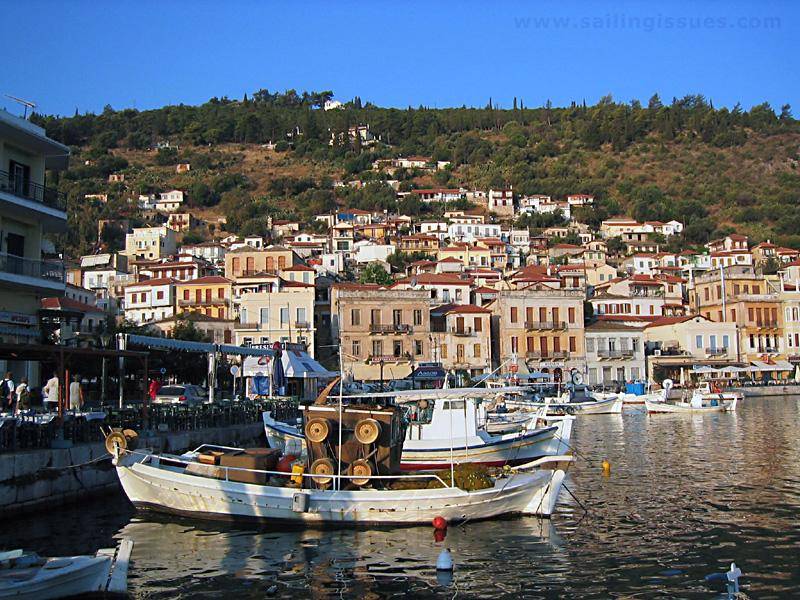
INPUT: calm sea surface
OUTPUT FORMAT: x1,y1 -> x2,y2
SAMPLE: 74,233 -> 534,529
1,396 -> 799,598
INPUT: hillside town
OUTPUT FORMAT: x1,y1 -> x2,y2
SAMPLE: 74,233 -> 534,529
4,107 -> 799,393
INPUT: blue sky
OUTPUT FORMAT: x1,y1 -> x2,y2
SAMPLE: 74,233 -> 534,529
4,0 -> 797,116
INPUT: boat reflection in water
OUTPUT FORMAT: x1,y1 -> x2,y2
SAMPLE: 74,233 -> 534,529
117,515 -> 570,597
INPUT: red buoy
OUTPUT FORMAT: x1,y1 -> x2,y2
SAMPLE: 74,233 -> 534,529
432,516 -> 448,530
276,455 -> 297,473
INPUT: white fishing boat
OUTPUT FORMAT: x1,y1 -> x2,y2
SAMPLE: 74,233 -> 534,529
644,394 -> 738,413
0,540 -> 132,600
111,444 -> 572,524
644,380 -> 740,414
505,393 -> 623,415
263,388 -> 574,470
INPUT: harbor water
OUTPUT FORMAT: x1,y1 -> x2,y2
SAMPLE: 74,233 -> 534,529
1,396 -> 799,598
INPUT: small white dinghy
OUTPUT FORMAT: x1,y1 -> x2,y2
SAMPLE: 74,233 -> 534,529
0,539 -> 133,600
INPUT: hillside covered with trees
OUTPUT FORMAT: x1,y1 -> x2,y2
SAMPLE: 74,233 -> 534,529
32,90 -> 800,257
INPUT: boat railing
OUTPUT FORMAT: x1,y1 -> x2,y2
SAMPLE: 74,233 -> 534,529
135,449 -> 452,488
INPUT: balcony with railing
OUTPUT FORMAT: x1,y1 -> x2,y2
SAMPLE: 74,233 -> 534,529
178,297 -> 230,307
368,354 -> 410,363
525,321 -> 566,331
450,327 -> 476,337
525,351 -> 569,360
0,170 -> 67,212
0,253 -> 65,290
597,349 -> 636,359
294,321 -> 311,329
756,346 -> 779,354
753,320 -> 779,329
369,323 -> 412,334
705,347 -> 728,356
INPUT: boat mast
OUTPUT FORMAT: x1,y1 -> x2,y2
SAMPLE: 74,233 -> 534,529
336,299 -> 344,491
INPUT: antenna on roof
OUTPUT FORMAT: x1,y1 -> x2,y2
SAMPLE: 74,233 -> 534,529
5,94 -> 37,119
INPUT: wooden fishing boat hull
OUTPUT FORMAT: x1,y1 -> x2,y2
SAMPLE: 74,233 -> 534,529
115,452 -> 568,524
263,412 -> 573,470
644,397 -> 738,414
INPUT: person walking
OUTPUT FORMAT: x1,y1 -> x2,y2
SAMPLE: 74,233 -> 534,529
14,378 -> 29,415
148,378 -> 161,403
42,372 -> 60,412
1,372 -> 15,412
69,375 -> 84,412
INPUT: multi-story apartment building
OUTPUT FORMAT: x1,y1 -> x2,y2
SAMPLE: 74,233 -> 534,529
584,321 -> 646,385
392,273 -> 473,305
591,275 -> 686,322
180,242 -> 227,266
430,304 -> 492,376
0,109 -> 70,381
331,285 -> 431,381
123,277 -> 176,324
447,222 -> 502,242
234,287 -> 316,354
225,246 -> 297,278
124,226 -> 177,260
491,288 -> 586,379
689,265 -> 787,373
174,276 -> 233,319
140,255 -> 215,282
643,315 -> 740,382
488,188 -> 514,217
776,262 -> 800,362
437,242 -> 492,269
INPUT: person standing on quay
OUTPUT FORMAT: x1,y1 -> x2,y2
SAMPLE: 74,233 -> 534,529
69,375 -> 84,412
15,378 -> 29,415
1,372 -> 15,412
43,372 -> 60,412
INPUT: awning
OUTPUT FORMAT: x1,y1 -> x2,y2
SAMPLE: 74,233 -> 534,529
219,344 -> 274,357
410,365 -> 447,380
126,334 -> 276,357
127,334 -> 214,353
242,351 -> 336,379
283,350 -> 337,379
751,360 -> 793,372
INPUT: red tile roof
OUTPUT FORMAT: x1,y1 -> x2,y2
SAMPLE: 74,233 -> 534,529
128,277 -> 176,287
395,274 -> 473,286
432,303 -> 491,315
178,276 -> 231,285
643,315 -> 709,328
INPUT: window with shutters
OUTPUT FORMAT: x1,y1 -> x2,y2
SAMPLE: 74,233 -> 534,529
351,309 -> 361,326
473,344 -> 481,358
